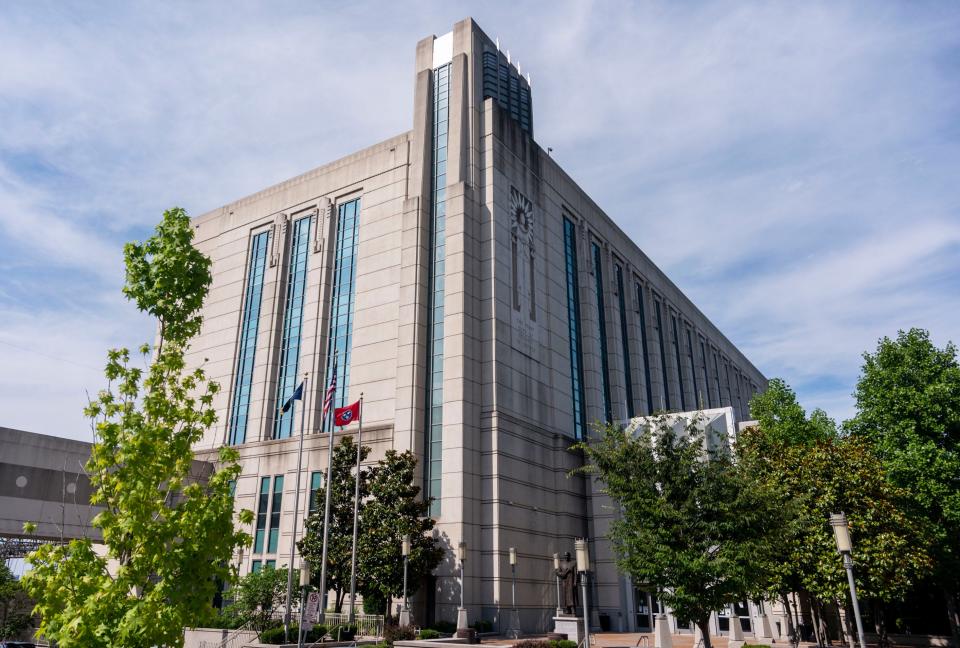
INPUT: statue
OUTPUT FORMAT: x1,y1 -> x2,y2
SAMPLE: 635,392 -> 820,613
555,551 -> 578,615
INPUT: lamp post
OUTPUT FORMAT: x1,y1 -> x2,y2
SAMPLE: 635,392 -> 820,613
830,513 -> 867,648
399,534 -> 411,627
553,553 -> 563,617
457,541 -> 468,631
508,547 -> 520,639
298,560 -> 311,648
575,539 -> 591,648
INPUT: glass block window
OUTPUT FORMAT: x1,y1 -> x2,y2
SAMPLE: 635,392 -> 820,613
325,198 -> 361,411
671,315 -> 687,410
273,215 -> 312,439
701,340 -> 714,408
687,329 -> 700,409
425,62 -> 451,516
228,230 -> 270,445
481,50 -> 533,134
563,217 -> 586,439
636,284 -> 654,415
655,301 -> 671,411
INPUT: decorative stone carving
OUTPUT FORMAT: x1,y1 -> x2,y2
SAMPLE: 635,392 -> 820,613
509,186 -> 539,358
270,213 -> 288,267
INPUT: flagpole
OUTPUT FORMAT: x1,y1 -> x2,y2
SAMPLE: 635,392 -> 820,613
318,349 -> 338,624
348,393 -> 364,623
284,373 -> 309,644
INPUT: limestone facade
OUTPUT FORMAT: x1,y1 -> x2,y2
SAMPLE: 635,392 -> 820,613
188,17 -> 766,633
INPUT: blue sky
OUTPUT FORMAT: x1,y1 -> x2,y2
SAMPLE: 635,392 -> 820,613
1,1 -> 958,441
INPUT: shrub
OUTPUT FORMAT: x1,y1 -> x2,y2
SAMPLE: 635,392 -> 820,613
331,623 -> 357,641
418,628 -> 441,639
384,624 -> 417,645
512,641 -> 552,648
432,620 -> 457,634
552,640 -> 577,648
259,624 -> 327,644
471,619 -> 493,632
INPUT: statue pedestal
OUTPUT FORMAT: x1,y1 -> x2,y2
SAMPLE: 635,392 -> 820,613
554,616 -> 584,644
399,606 -> 411,628
456,606 -> 468,631
654,614 -> 672,648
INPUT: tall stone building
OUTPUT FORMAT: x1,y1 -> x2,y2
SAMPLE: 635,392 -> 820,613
188,17 -> 766,633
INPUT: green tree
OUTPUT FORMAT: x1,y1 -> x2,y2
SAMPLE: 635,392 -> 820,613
22,208 -> 252,648
0,563 -> 33,640
297,436 -> 372,612
359,449 -> 443,620
741,379 -> 933,641
228,566 -> 288,637
847,328 -> 960,644
576,416 -> 787,648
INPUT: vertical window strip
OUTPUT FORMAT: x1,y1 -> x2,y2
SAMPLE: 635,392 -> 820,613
686,330 -> 700,409
273,215 -> 312,439
325,198 -> 361,412
636,284 -> 654,415
592,243 -> 612,423
724,362 -> 734,407
654,301 -> 671,411
253,476 -> 270,553
308,471 -> 323,515
615,265 -> 634,418
701,340 -> 714,408
713,352 -> 723,406
671,316 -> 687,410
425,62 -> 450,516
229,231 -> 270,445
563,217 -> 586,439
267,475 -> 284,554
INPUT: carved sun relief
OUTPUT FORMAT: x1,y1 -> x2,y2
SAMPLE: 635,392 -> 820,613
510,186 -> 534,237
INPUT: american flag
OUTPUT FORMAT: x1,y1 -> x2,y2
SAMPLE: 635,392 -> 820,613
322,357 -> 337,417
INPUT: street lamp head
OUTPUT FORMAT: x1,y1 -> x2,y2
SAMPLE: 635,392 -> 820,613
300,559 -> 312,587
509,547 -> 517,566
829,512 -> 853,554
457,541 -> 467,562
402,534 -> 411,557
553,552 -> 560,570
575,538 -> 590,573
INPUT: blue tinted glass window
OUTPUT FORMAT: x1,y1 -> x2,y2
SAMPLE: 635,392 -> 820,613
229,230 -> 270,445
563,217 -> 586,439
251,559 -> 262,573
308,471 -> 323,514
273,215 -> 312,439
592,243 -> 612,423
615,265 -> 634,418
267,475 -> 283,554
425,62 -> 451,516
671,316 -> 687,410
636,284 -> 654,415
654,301 -> 671,411
253,476 -> 270,553
325,198 -> 361,413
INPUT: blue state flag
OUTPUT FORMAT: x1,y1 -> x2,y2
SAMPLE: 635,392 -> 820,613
281,381 -> 304,413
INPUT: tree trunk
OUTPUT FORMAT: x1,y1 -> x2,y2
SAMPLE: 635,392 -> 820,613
697,617 -> 712,648
782,593 -> 796,639
811,599 -> 825,647
945,590 -> 960,648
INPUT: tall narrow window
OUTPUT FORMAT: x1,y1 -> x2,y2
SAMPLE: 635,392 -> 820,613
735,371 -> 745,419
700,340 -> 714,408
253,476 -> 270,553
671,316 -> 687,410
636,283 -> 654,414
654,301 -> 671,411
615,265 -> 634,418
425,62 -> 450,515
325,198 -> 361,411
713,352 -> 723,406
229,230 -> 270,445
563,217 -> 585,439
592,243 -> 612,423
267,475 -> 284,554
686,329 -> 700,409
308,471 -> 323,515
273,215 -> 312,439
724,361 -> 734,407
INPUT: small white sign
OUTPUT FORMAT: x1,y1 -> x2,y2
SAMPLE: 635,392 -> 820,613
305,591 -> 321,624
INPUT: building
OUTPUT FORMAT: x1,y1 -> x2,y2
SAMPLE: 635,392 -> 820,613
186,17 -> 766,634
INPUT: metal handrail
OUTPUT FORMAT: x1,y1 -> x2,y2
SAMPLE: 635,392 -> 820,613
198,621 -> 256,648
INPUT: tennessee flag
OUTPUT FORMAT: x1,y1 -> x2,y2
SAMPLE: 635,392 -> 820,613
334,400 -> 361,427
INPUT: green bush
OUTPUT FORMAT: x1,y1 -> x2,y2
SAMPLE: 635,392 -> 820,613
383,624 -> 417,645
431,620 -> 457,634
330,623 -> 357,640
418,628 -> 441,639
211,603 -> 245,629
471,619 -> 493,632
550,641 -> 577,648
512,641 -> 552,648
259,623 -> 327,644
363,592 -> 386,615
